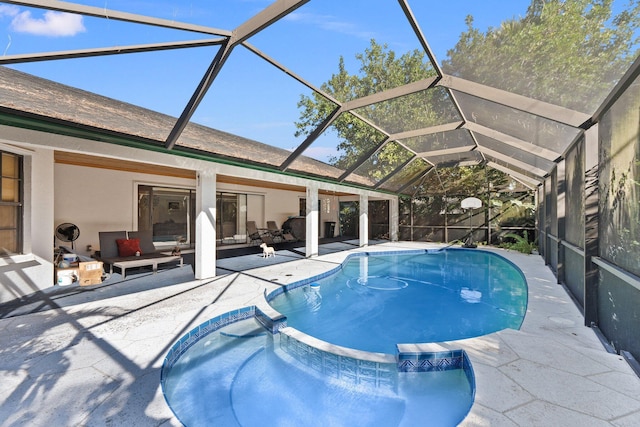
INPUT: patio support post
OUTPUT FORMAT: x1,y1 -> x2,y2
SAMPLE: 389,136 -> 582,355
359,194 -> 369,247
305,184 -> 319,257
389,197 -> 399,242
195,171 -> 217,279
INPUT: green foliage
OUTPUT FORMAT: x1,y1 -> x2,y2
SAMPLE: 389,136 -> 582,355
295,40 -> 450,171
295,0 -> 640,194
501,231 -> 538,254
443,0 -> 640,112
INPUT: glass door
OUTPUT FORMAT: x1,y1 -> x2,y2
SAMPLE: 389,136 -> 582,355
138,185 -> 193,244
216,192 -> 247,244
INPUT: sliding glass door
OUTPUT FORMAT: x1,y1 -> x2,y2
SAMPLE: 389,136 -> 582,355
216,192 -> 247,244
138,185 -> 195,244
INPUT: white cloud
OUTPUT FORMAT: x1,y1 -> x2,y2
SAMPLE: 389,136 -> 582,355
0,5 -> 20,18
11,11 -> 86,37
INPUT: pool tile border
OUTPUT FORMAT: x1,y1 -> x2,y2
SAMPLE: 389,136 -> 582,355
161,306 -> 255,382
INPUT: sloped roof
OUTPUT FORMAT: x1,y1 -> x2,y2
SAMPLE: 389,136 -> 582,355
0,66 -> 375,186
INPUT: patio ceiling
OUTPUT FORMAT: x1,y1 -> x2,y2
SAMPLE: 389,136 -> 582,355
0,0 -> 637,196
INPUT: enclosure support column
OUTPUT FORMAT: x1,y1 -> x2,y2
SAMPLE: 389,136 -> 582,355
359,194 -> 369,247
389,197 -> 399,242
195,171 -> 216,279
305,184 -> 319,257
557,160 -> 566,284
584,126 -> 599,326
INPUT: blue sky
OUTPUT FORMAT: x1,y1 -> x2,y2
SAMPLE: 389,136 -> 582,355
0,0 -> 629,161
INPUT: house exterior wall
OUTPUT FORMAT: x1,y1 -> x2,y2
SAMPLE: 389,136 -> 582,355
0,143 -> 54,303
54,163 -> 196,259
0,125 -> 397,303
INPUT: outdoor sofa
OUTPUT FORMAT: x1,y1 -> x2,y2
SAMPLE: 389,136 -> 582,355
97,230 -> 183,279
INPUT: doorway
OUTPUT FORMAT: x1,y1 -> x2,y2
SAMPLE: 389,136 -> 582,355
339,201 -> 359,237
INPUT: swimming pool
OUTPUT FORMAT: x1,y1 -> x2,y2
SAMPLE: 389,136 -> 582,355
269,249 -> 528,353
163,318 -> 475,426
161,249 -> 527,426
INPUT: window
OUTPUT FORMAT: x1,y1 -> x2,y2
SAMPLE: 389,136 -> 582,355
138,185 -> 195,245
0,151 -> 23,256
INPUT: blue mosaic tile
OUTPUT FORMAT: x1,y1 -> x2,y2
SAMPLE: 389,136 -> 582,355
397,349 -> 467,372
277,332 -> 398,389
162,306 -> 259,381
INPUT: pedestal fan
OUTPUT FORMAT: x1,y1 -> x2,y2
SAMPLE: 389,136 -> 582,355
55,223 -> 80,251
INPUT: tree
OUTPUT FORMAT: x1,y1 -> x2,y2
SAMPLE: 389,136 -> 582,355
443,0 -> 640,113
295,0 -> 640,195
295,40 -> 456,173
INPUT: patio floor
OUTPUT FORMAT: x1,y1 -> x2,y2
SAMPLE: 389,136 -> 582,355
1,241 -> 639,426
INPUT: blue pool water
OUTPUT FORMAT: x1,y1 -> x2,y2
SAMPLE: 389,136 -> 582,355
162,249 -> 527,426
269,249 -> 528,353
163,319 -> 474,426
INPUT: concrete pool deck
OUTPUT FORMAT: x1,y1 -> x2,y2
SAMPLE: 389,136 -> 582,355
1,241 -> 639,426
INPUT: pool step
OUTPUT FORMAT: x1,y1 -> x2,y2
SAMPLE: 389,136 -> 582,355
220,319 -> 268,338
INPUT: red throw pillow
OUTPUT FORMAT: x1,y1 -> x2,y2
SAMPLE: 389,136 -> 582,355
116,238 -> 142,257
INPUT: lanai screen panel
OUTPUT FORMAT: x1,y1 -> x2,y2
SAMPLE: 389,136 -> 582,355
352,87 -> 461,135
286,111 -> 386,183
453,91 -> 582,156
424,150 -> 484,169
563,136 -> 586,307
346,141 -> 414,187
2,1 -> 232,126
246,0 -> 440,177
428,1 -> 638,115
378,158 -> 432,194
599,75 -> 640,278
400,129 -> 476,155
474,134 -> 555,177
565,138 -> 585,248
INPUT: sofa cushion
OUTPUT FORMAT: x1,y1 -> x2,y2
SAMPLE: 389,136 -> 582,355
98,231 -> 127,259
116,238 -> 142,257
127,230 -> 157,254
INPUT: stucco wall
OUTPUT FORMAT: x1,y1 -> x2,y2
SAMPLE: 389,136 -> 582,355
54,163 -> 196,259
0,145 -> 54,304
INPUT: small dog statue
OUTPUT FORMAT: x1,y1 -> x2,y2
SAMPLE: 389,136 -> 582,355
260,242 -> 275,258
171,246 -> 181,256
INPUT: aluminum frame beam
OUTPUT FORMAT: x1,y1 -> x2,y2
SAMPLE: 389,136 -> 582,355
165,0 -> 309,150
0,39 -> 225,64
340,77 -> 438,112
464,121 -> 562,162
476,146 -> 549,178
4,0 -> 231,36
438,74 -> 591,128
486,161 -> 542,186
389,121 -> 464,141
397,0 -> 443,78
416,145 -> 475,158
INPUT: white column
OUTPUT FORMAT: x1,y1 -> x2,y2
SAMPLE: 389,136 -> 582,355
389,197 -> 399,242
359,194 -> 368,247
195,171 -> 216,279
305,185 -> 319,257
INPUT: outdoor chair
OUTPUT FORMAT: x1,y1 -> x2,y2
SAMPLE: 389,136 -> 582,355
266,221 -> 284,242
247,221 -> 273,245
267,220 -> 296,242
